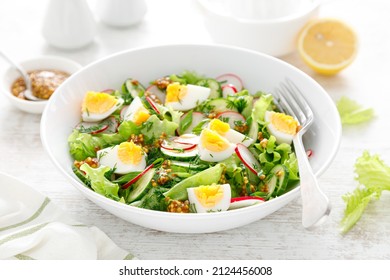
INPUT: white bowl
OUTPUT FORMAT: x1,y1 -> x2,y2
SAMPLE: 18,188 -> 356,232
1,56 -> 82,114
41,44 -> 341,233
197,0 -> 321,57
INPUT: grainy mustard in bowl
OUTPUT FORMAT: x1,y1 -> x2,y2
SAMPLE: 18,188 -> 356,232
1,56 -> 81,114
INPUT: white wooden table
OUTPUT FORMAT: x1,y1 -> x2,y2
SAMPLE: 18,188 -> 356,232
1,0 -> 389,260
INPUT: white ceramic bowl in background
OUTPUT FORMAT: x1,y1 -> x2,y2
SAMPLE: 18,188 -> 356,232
95,0 -> 147,28
41,44 -> 341,233
1,56 -> 82,114
197,0 -> 321,57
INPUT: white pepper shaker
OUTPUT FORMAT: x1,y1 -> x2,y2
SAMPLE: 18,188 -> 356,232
42,0 -> 97,50
96,0 -> 147,28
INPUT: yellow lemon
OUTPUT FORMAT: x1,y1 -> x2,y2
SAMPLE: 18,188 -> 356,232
298,18 -> 358,75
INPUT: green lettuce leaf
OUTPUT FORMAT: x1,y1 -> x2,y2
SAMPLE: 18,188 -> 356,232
337,96 -> 375,125
169,70 -> 205,85
68,130 -> 101,161
98,120 -> 140,147
252,94 -> 274,122
285,153 -> 299,182
68,120 -> 141,161
140,115 -> 178,140
155,104 -> 183,126
118,120 -> 140,139
340,151 -> 390,233
80,163 -> 120,200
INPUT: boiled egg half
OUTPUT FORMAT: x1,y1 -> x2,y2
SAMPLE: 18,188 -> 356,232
187,183 -> 231,213
198,128 -> 235,162
81,91 -> 124,122
123,96 -> 151,125
265,111 -> 298,144
165,83 -> 210,111
97,141 -> 146,174
208,118 -> 253,147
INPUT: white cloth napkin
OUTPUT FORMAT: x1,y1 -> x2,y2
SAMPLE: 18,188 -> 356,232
0,172 -> 135,260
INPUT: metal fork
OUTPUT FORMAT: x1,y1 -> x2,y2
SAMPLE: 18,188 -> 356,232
274,78 -> 331,229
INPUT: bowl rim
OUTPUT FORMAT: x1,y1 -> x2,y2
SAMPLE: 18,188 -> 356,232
1,55 -> 82,106
40,43 -> 342,219
197,0 -> 321,24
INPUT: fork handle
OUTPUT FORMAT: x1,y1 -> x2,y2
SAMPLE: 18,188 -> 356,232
293,135 -> 331,229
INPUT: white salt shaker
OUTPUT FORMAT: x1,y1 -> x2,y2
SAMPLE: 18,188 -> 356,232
42,0 -> 97,50
96,0 -> 147,28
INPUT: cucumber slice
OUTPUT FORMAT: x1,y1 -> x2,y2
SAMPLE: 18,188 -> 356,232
126,168 -> 155,203
264,164 -> 289,199
264,174 -> 277,200
125,78 -> 145,98
272,164 -> 289,196
207,98 -> 238,114
161,147 -> 198,161
72,166 -> 90,187
164,164 -> 225,201
170,160 -> 208,171
196,79 -> 221,99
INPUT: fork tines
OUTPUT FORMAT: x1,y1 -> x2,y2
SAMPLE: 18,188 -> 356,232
273,78 -> 314,127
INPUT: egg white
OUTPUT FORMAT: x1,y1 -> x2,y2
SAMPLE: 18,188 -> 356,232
82,98 -> 124,122
97,145 -> 146,175
187,184 -> 231,213
166,84 -> 210,111
223,129 -> 254,147
174,134 -> 200,145
265,111 -> 296,145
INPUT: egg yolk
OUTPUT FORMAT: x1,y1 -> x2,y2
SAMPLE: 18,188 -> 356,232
194,184 -> 223,208
201,129 -> 230,152
117,141 -> 143,165
132,107 -> 151,125
82,91 -> 118,114
209,118 -> 230,135
270,112 -> 298,135
165,83 -> 187,103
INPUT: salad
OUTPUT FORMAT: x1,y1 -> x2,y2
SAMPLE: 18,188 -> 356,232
68,71 -> 300,213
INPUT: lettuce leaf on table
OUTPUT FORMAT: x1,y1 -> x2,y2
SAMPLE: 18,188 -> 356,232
340,151 -> 390,234
337,96 -> 375,125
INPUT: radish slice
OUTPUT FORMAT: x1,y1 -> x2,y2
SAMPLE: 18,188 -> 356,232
75,122 -> 109,135
235,143 -> 261,175
221,84 -> 238,98
145,96 -> 161,114
120,105 -> 129,121
145,85 -> 166,104
306,149 -> 313,158
216,73 -> 243,91
178,111 -> 206,135
216,111 -> 246,128
75,116 -> 119,135
104,116 -> 120,133
229,196 -> 265,210
122,163 -> 154,189
161,139 -> 197,151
